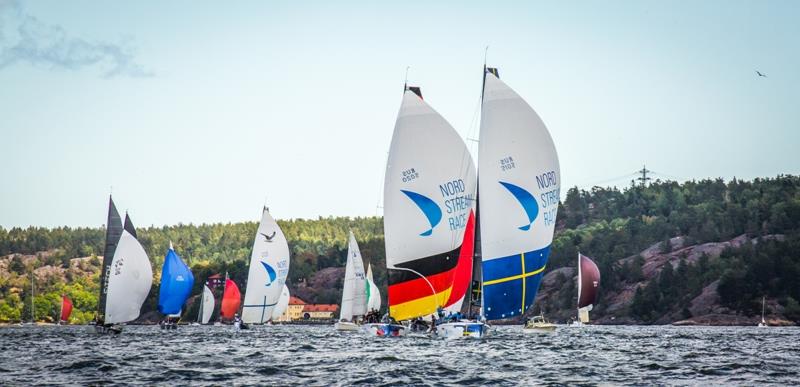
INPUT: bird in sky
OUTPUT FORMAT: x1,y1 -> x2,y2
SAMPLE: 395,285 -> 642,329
756,70 -> 767,77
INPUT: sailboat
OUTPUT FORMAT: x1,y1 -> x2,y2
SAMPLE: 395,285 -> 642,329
366,82 -> 477,338
242,207 -> 291,325
758,296 -> 767,327
271,284 -> 290,322
570,253 -> 601,327
194,285 -> 215,325
157,242 -> 195,330
475,66 -> 561,335
58,295 -> 73,325
220,276 -> 242,325
94,196 -> 154,334
365,263 -> 381,313
336,231 -> 367,331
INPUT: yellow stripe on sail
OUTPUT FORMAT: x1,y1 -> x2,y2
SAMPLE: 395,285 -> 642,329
389,287 -> 452,321
482,263 -> 547,287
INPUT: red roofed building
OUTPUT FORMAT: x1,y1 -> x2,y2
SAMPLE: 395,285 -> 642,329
302,304 -> 339,320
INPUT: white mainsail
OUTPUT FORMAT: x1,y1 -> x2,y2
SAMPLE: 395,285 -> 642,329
479,69 -> 560,320
383,87 -> 476,321
366,263 -> 381,312
242,207 -> 291,324
200,285 -> 214,324
104,229 -> 153,324
339,231 -> 367,322
271,284 -> 290,321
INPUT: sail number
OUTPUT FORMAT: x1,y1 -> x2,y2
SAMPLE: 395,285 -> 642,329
500,156 -> 515,171
401,168 -> 419,182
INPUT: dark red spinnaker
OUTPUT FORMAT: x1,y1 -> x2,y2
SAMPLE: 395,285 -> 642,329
578,254 -> 601,309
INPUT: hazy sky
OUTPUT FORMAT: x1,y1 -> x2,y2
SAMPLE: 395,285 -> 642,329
1,0 -> 798,228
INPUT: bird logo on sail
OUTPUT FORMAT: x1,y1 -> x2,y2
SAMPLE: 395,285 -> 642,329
401,190 -> 442,236
499,181 -> 539,231
260,261 -> 278,286
261,231 -> 276,242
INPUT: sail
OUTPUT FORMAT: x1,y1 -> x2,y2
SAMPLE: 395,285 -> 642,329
98,196 -> 123,321
200,285 -> 214,324
60,295 -> 73,322
340,231 -> 367,321
444,211 -> 475,313
366,264 -> 381,312
271,284 -> 290,320
479,69 -> 561,320
242,207 -> 291,323
104,214 -> 154,324
577,253 -> 601,310
383,87 -> 477,321
220,278 -> 241,320
158,243 -> 195,316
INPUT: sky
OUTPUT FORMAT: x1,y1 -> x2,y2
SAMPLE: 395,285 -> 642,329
1,0 -> 798,228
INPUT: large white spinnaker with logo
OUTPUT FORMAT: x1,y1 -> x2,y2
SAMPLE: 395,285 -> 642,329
479,68 -> 560,321
383,86 -> 477,321
105,214 -> 154,324
242,207 -> 291,324
339,231 -> 367,322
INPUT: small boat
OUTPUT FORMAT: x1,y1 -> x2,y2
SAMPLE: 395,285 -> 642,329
220,275 -> 242,326
758,296 -> 767,328
365,263 -> 381,313
195,284 -> 215,325
435,320 -> 488,339
93,196 -> 153,334
336,231 -> 367,331
58,295 -> 73,325
573,253 -> 601,327
363,322 -> 407,337
242,207 -> 291,325
157,242 -> 195,330
523,315 -> 557,333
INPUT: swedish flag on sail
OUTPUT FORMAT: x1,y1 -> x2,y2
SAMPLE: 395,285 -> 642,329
482,245 -> 550,320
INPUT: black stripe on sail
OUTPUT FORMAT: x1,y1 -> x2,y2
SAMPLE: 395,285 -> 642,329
407,86 -> 422,99
388,246 -> 461,285
487,67 -> 499,78
123,213 -> 137,238
98,196 -> 123,319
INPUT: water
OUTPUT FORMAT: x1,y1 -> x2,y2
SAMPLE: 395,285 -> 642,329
1,325 -> 797,386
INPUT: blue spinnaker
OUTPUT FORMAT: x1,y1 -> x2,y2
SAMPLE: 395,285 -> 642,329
158,245 -> 195,315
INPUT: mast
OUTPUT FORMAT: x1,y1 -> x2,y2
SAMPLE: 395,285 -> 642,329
98,195 -> 122,324
30,271 -> 35,323
577,252 -> 582,318
197,290 -> 203,323
59,294 -> 63,325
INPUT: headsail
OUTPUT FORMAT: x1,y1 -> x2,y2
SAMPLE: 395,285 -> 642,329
105,213 -> 154,324
198,285 -> 215,324
365,263 -> 381,312
271,284 -> 290,321
479,68 -> 560,320
383,86 -> 477,321
242,207 -> 291,323
340,231 -> 367,322
158,242 -> 195,316
577,253 -> 601,322
220,278 -> 241,320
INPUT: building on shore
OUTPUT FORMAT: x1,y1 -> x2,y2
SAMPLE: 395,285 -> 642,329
302,304 -> 339,320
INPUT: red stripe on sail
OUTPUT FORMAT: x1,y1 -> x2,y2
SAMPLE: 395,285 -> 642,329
444,210 -> 474,307
220,279 -> 241,319
60,295 -> 73,322
388,268 -> 456,306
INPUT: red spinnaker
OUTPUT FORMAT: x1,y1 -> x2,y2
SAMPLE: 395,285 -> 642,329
444,210 -> 475,307
220,279 -> 241,320
60,295 -> 73,322
578,254 -> 601,309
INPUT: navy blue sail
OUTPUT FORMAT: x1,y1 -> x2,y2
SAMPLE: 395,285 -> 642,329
158,243 -> 195,315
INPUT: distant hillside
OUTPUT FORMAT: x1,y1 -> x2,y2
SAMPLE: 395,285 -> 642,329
1,175 -> 798,325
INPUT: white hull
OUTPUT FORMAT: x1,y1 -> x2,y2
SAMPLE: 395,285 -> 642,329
435,321 -> 488,339
335,321 -> 360,331
363,323 -> 406,337
523,324 -> 557,333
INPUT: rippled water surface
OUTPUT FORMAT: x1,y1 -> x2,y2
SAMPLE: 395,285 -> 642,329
1,324 -> 798,386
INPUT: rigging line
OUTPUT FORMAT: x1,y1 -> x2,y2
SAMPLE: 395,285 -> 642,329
648,170 -> 688,181
574,172 -> 640,188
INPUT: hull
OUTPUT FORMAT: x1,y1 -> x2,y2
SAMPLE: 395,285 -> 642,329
523,323 -> 557,333
435,321 -> 488,339
335,321 -> 360,331
363,323 -> 407,337
93,324 -> 123,334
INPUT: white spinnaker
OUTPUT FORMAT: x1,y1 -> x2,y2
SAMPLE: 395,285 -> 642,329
478,72 -> 560,263
366,264 -> 381,312
105,230 -> 153,324
242,208 -> 291,323
201,285 -> 214,324
383,90 -> 476,269
340,231 -> 367,321
271,284 -> 290,320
